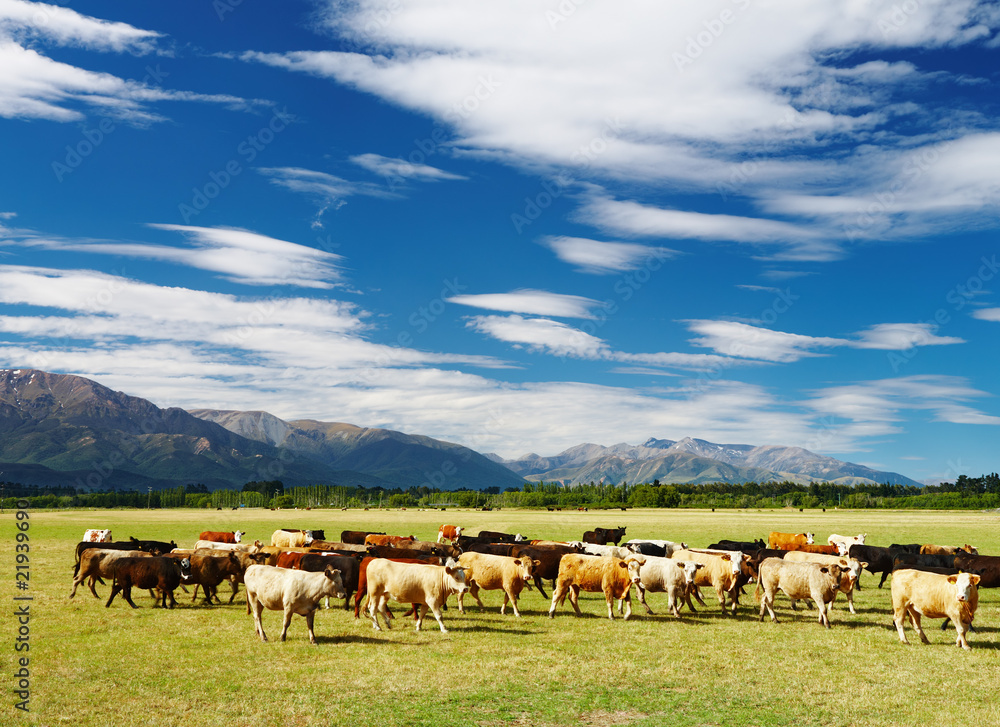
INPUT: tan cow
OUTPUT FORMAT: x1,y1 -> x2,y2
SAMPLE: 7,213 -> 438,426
670,549 -> 746,615
366,560 -> 469,633
632,556 -> 703,617
756,558 -> 843,628
194,539 -> 263,552
782,552 -> 868,614
244,564 -> 346,644
547,555 -> 641,620
364,534 -> 417,547
271,529 -> 316,548
891,569 -> 980,650
919,544 -> 978,556
457,552 -> 539,617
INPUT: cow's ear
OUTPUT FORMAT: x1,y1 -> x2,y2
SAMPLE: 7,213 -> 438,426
534,559 -> 541,567
970,575 -> 981,585
820,567 -> 829,573
947,575 -> 958,584
513,559 -> 522,566
617,561 -> 627,569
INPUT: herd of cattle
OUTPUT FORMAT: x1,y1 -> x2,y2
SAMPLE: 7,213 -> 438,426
71,525 -> 996,650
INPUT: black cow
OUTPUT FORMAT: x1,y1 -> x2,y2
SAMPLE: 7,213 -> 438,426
953,553 -> 1000,588
298,552 -> 363,610
889,543 -> 922,554
709,539 -> 766,551
625,542 -> 668,557
848,544 -> 906,588
583,526 -> 626,545
106,557 -> 191,609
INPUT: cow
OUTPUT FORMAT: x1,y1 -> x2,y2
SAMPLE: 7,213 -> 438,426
405,540 -> 459,558
437,525 -> 464,543
508,544 -> 581,599
828,533 -> 866,551
70,548 -> 151,598
456,552 -> 539,617
364,534 -> 417,547
631,556 -> 703,617
363,545 -> 449,562
83,529 -> 112,543
278,551 -> 362,609
548,555 -> 640,620
194,539 -> 262,552
568,542 -> 633,559
341,530 -> 384,545
708,539 -> 765,552
308,541 -> 369,553
366,559 -> 469,633
477,530 -> 527,543
582,526 -> 626,546
786,542 -> 845,556
768,532 -> 815,550
244,564 -> 346,644
848,544 -> 907,588
893,552 -> 963,572
623,539 -> 688,557
953,553 -> 1000,588
920,544 -> 978,556
756,558 -> 843,628
105,557 -> 191,609
782,552 -> 868,614
199,530 -> 245,544
889,543 -> 922,554
671,549 -> 746,615
271,529 -> 318,548
352,556 -> 447,618
182,551 -> 252,606
891,569 -> 980,650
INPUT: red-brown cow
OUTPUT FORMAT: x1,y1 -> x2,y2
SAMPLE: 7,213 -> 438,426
768,532 -> 815,550
437,525 -> 464,543
199,530 -> 244,544
365,534 -> 417,547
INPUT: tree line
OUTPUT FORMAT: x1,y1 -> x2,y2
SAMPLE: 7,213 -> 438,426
2,473 -> 999,511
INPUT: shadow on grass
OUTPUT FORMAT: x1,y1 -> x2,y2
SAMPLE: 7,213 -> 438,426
313,633 -> 391,645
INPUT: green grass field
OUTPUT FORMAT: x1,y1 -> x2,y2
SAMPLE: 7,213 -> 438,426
4,507 -> 999,727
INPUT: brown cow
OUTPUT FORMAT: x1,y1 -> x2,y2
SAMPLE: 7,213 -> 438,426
199,530 -> 244,544
365,534 -> 417,547
768,532 -> 815,550
341,530 -> 384,545
548,555 -> 640,620
785,542 -> 843,556
920,544 -> 978,556
437,525 -> 464,543
70,548 -> 151,599
105,557 -> 191,609
953,553 -> 1000,588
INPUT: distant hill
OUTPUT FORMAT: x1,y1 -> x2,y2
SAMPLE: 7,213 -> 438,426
491,436 -> 921,487
188,410 -> 526,491
0,369 -> 523,491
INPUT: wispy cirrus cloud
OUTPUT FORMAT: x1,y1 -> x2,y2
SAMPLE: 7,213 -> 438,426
449,289 -> 601,319
542,236 -> 678,275
350,153 -> 466,182
0,223 -> 345,289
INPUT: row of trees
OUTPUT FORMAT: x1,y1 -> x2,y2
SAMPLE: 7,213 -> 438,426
3,474 -> 999,511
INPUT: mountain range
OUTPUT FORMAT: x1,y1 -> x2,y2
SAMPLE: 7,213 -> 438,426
486,437 -> 922,487
0,369 -> 921,491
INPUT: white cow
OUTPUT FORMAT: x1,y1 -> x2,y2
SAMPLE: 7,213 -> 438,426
828,533 -> 866,551
567,542 -> 633,559
632,556 -> 703,617
244,564 -> 345,644
83,529 -> 112,543
367,560 -> 468,633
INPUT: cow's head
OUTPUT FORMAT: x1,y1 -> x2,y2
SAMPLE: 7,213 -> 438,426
444,564 -> 469,596
303,531 -> 315,545
234,530 -> 244,543
835,541 -> 849,557
805,532 -> 815,545
322,565 -> 347,600
842,559 -> 867,587
178,557 -> 192,579
624,557 -> 644,586
512,558 -> 536,580
721,553 -> 741,576
857,533 -> 867,545
962,544 -> 979,555
949,572 -> 981,602
820,564 -> 842,584
514,533 -> 526,542
680,561 -> 703,585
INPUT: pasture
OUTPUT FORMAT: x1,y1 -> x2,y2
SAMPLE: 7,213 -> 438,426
8,507 -> 1000,727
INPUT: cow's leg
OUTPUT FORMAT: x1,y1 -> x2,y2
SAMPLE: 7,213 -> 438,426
228,581 -> 240,605
279,606 -> 294,641
105,582 -> 121,608
121,584 -> 139,609
378,595 -> 393,630
88,575 -> 101,598
192,584 -> 201,603
368,593 -> 382,631
761,588 -> 778,623
682,583 -> 698,613
622,590 -> 632,621
428,603 -> 449,633
893,606 -> 909,644
910,609 -> 929,644
955,618 -> 972,650
568,584 -> 583,616
605,589 -> 615,620
636,583 -> 654,615
69,572 -> 85,599
715,585 -> 727,615
692,585 -> 708,607
845,589 -> 856,615
878,569 -> 891,588
415,604 -> 427,632
305,610 -> 318,645
508,589 -> 522,617
250,596 -> 268,642
533,574 -> 548,600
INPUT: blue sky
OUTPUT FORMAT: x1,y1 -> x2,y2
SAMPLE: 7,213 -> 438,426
1,0 -> 999,483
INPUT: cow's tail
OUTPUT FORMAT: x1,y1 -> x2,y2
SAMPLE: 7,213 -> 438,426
754,579 -> 762,603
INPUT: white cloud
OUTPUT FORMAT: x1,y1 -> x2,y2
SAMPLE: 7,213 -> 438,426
2,224 -> 345,289
350,153 -> 466,182
686,320 -> 847,362
851,323 -> 964,350
0,3 -> 252,123
972,308 -> 1000,322
542,236 -> 677,274
466,315 -> 608,359
257,166 -> 397,227
448,289 -> 601,319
